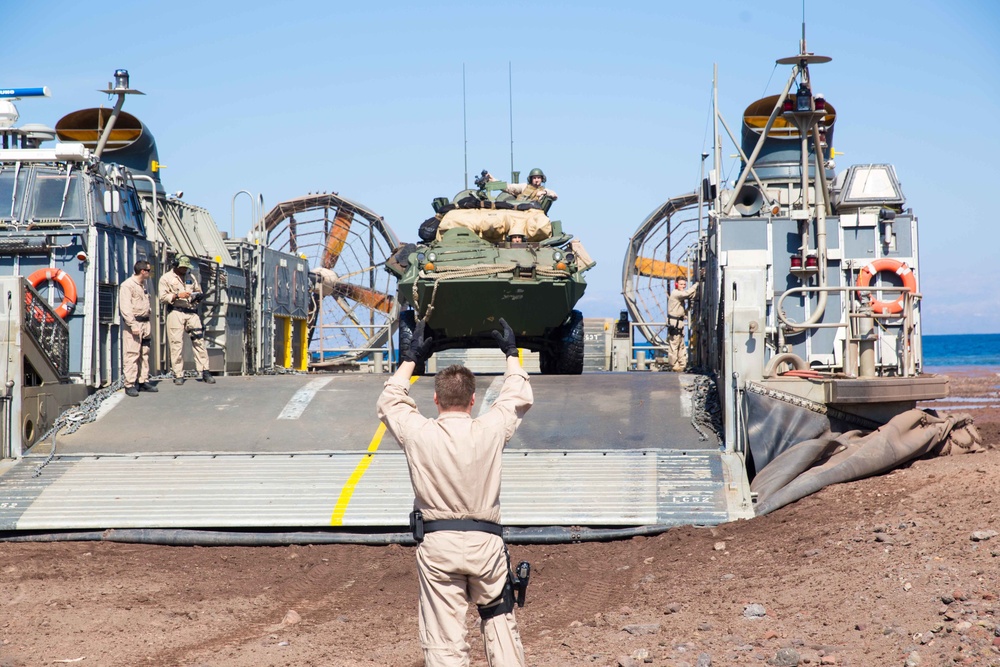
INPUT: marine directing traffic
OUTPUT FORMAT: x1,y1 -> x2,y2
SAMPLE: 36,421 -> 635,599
377,317 -> 533,667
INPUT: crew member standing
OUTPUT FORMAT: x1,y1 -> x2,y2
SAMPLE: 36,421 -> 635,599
492,168 -> 558,203
667,277 -> 699,372
158,256 -> 215,385
118,260 -> 157,397
377,318 -> 532,667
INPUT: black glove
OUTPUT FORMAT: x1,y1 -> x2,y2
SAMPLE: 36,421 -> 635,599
491,318 -> 518,357
402,320 -> 434,364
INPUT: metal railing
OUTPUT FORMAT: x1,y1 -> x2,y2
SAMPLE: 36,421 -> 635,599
309,321 -> 395,372
619,321 -> 672,371
775,284 -> 922,377
22,281 -> 70,378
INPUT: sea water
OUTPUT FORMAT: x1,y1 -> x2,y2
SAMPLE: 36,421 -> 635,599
922,333 -> 1000,410
923,333 -> 1000,368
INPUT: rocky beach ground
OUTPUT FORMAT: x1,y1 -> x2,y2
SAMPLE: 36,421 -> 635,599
1,368 -> 998,667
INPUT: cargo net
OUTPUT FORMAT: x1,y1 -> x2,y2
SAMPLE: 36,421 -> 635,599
261,193 -> 400,366
22,282 -> 70,378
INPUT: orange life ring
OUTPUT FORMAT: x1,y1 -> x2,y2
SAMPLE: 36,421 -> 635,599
27,268 -> 78,319
24,292 -> 55,324
857,259 -> 916,315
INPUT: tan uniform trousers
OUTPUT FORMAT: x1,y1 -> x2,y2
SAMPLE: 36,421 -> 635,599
166,309 -> 210,376
667,330 -> 688,372
122,322 -> 151,386
417,531 -> 525,667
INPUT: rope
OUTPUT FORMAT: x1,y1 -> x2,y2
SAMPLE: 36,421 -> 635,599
413,263 -> 570,322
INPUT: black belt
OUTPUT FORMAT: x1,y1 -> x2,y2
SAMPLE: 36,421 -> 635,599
424,519 -> 503,537
135,315 -> 149,322
169,305 -> 196,314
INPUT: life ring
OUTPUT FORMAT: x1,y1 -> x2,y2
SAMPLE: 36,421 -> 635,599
27,268 -> 78,319
24,292 -> 55,324
857,259 -> 916,315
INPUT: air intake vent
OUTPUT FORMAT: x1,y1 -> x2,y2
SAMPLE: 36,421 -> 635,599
99,284 -> 116,323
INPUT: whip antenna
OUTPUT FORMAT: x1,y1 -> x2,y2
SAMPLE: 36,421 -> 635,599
509,61 -> 515,181
800,0 -> 807,54
463,64 -> 468,190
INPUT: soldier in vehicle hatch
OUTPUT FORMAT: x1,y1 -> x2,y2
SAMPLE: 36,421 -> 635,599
491,168 -> 558,203
377,318 -> 532,667
118,260 -> 157,397
158,256 -> 215,386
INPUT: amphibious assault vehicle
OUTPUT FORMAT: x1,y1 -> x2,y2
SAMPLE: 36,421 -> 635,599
386,170 -> 595,374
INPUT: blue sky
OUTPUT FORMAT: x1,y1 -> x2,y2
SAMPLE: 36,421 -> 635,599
6,1 -> 999,334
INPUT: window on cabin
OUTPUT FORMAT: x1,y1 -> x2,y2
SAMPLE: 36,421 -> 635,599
29,172 -> 84,221
0,168 -> 29,221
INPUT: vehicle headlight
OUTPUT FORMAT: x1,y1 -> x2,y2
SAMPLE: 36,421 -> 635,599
552,250 -> 563,262
427,252 -> 437,263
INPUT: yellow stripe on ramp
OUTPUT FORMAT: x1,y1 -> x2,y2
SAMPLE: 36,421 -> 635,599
330,375 -> 419,526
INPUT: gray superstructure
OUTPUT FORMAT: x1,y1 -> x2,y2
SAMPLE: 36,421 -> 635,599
0,71 -> 310,460
623,35 -> 947,486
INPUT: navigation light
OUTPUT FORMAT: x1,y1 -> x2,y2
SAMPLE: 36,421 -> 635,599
114,69 -> 130,90
795,84 -> 812,112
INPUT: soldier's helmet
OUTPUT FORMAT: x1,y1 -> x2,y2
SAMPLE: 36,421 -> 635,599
528,168 -> 546,184
175,256 -> 194,270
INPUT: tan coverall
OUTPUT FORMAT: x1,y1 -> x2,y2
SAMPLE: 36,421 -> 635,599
667,282 -> 698,372
118,274 -> 152,387
377,364 -> 533,667
157,270 -> 210,377
502,182 -> 557,202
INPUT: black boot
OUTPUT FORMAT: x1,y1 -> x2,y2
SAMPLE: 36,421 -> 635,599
139,382 -> 159,392
202,370 -> 216,384
125,385 -> 139,397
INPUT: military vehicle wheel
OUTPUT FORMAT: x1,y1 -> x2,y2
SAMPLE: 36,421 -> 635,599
541,309 -> 584,375
398,310 -> 426,375
539,351 -> 553,374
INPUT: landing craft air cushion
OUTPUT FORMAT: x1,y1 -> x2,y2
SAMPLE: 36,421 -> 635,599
0,39 -> 958,542
0,70 -> 746,541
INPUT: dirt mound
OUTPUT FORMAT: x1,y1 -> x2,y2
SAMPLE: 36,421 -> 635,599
2,372 -> 998,666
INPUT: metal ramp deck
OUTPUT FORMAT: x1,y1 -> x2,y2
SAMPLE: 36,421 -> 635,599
0,373 -> 753,535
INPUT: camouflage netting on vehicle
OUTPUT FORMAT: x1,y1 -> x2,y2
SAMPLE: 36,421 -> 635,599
435,208 -> 552,243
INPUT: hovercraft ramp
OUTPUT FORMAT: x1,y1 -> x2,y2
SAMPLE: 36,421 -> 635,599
0,373 -> 753,537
